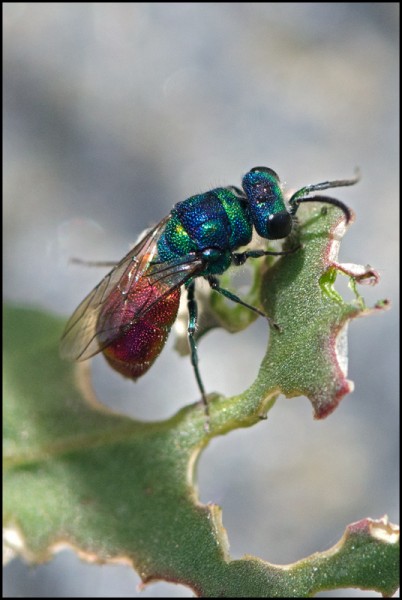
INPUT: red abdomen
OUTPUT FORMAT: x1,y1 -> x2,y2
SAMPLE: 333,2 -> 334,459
98,280 -> 181,380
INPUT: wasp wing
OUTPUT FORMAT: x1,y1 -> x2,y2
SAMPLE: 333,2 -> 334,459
60,217 -> 204,361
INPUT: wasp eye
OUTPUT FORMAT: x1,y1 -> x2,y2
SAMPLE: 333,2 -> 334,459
267,211 -> 292,239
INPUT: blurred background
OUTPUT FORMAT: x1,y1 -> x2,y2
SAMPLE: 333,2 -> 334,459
3,3 -> 398,597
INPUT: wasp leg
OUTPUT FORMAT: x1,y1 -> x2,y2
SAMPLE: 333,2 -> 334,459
69,258 -> 117,267
186,281 -> 210,424
207,275 -> 280,331
232,245 -> 300,266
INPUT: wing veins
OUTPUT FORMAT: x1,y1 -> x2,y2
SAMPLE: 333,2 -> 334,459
60,218 -> 205,361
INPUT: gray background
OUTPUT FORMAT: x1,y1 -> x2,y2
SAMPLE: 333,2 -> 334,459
4,3 -> 398,598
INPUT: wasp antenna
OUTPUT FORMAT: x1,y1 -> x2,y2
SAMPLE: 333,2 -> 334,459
288,168 -> 360,222
290,194 -> 352,223
289,169 -> 361,204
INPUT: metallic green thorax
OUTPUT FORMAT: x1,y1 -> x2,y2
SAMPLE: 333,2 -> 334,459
157,188 -> 253,275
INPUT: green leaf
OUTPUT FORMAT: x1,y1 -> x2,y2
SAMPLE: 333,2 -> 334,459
3,206 -> 398,597
255,206 -> 389,419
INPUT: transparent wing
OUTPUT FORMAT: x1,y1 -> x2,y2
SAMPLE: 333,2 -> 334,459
60,217 -> 204,361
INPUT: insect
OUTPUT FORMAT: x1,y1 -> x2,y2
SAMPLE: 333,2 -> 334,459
60,167 -> 359,412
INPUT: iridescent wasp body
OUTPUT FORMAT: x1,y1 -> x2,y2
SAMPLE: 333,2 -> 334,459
60,167 -> 358,409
